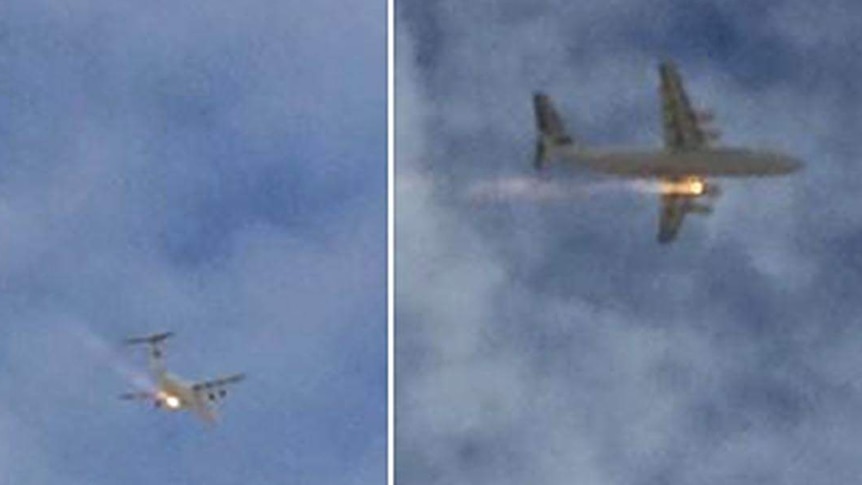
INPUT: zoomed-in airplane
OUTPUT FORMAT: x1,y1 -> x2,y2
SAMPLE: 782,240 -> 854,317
533,61 -> 802,243
120,332 -> 245,424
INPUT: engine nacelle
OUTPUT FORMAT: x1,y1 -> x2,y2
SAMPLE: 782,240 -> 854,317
695,109 -> 715,123
701,182 -> 721,197
687,202 -> 713,215
703,128 -> 721,141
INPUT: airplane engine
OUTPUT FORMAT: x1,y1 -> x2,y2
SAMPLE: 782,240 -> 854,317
688,202 -> 713,215
704,128 -> 721,141
702,182 -> 721,197
695,109 -> 715,123
694,109 -> 720,142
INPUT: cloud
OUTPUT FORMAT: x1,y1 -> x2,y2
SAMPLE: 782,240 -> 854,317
0,1 -> 385,484
396,1 -> 862,484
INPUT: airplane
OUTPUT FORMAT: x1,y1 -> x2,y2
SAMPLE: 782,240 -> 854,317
120,331 -> 245,424
533,61 -> 802,243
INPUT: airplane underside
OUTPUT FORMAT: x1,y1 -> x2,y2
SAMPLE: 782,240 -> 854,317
532,61 -> 802,244
565,148 -> 801,178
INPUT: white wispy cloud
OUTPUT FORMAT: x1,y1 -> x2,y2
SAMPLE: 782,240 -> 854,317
0,1 -> 385,483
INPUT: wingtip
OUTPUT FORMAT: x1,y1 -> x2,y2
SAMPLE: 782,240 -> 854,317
533,91 -> 550,105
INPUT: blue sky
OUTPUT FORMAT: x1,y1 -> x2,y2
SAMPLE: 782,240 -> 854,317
0,1 -> 385,484
397,1 -> 862,484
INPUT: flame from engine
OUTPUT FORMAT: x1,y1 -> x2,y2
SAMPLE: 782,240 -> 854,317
161,393 -> 181,409
660,177 -> 706,196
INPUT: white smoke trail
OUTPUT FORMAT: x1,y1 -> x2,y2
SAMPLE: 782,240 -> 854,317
465,176 -> 664,204
70,324 -> 155,393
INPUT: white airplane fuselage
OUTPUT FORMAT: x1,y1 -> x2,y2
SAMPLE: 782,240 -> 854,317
154,371 -> 217,422
123,332 -> 242,424
555,146 -> 802,178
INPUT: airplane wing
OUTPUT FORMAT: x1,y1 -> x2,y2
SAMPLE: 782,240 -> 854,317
658,194 -> 687,244
191,373 -> 246,401
659,61 -> 712,150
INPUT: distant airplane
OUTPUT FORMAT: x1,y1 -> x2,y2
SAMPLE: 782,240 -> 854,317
533,61 -> 802,243
120,332 -> 245,424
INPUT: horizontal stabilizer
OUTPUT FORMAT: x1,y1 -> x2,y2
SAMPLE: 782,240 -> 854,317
124,331 -> 174,346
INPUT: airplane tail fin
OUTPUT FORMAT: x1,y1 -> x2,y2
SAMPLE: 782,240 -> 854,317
124,331 -> 173,372
533,92 -> 574,170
